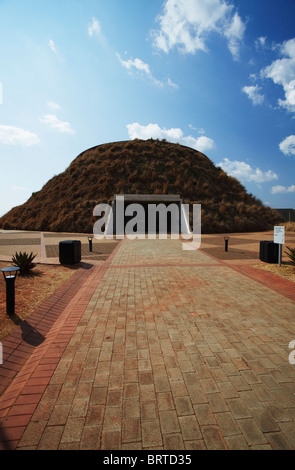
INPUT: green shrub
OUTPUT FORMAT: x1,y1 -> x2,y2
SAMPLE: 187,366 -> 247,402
12,251 -> 37,275
285,246 -> 295,265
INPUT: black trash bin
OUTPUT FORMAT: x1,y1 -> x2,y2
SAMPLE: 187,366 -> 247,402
59,240 -> 81,265
259,241 -> 279,263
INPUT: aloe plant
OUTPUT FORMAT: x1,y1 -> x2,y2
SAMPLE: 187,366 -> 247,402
285,246 -> 295,266
12,251 -> 37,275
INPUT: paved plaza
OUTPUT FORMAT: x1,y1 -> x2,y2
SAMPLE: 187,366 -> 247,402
0,231 -> 295,450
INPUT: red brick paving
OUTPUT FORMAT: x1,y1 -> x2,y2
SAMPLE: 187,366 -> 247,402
0,237 -> 294,451
0,240 -> 123,450
198,246 -> 295,303
0,265 -> 95,396
231,265 -> 295,303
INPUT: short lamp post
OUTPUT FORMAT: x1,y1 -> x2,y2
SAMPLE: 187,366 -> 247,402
88,236 -> 93,253
1,267 -> 20,316
224,237 -> 230,252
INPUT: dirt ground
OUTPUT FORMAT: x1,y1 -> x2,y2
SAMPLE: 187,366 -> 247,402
0,262 -> 75,340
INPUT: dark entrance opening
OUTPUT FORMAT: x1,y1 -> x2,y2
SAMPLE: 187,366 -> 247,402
112,194 -> 182,236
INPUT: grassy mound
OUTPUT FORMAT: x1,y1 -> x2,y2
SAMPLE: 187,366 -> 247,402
0,139 -> 282,234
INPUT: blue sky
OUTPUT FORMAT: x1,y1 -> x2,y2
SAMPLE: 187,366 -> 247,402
0,0 -> 295,218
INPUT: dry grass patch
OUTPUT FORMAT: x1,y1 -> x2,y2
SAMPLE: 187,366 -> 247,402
0,262 -> 75,340
253,262 -> 295,283
280,222 -> 295,232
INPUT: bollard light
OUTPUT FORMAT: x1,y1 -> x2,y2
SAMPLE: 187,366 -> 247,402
88,236 -> 93,253
1,267 -> 20,316
224,237 -> 230,252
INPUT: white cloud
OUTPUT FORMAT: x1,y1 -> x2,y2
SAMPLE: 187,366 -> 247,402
224,12 -> 246,61
165,78 -> 179,89
47,100 -> 61,111
118,54 -> 151,76
279,135 -> 295,156
127,123 -> 182,141
255,36 -> 267,49
262,38 -> 295,113
0,125 -> 40,146
271,184 -> 295,194
49,39 -> 57,53
183,135 -> 215,152
126,122 -> 214,152
189,125 -> 206,135
117,53 -> 178,89
242,84 -> 264,105
153,0 -> 246,60
11,186 -> 29,192
249,73 -> 258,82
218,158 -> 278,184
40,114 -> 76,134
88,17 -> 101,37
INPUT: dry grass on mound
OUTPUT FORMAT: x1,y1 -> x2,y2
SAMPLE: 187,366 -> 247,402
0,139 -> 283,234
0,262 -> 75,340
280,222 -> 295,232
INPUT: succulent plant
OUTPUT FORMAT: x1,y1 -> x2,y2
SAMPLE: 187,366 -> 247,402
285,246 -> 295,266
12,251 -> 37,275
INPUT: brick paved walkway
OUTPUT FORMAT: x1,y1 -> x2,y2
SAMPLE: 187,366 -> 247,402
0,263 -> 95,396
1,237 -> 295,450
